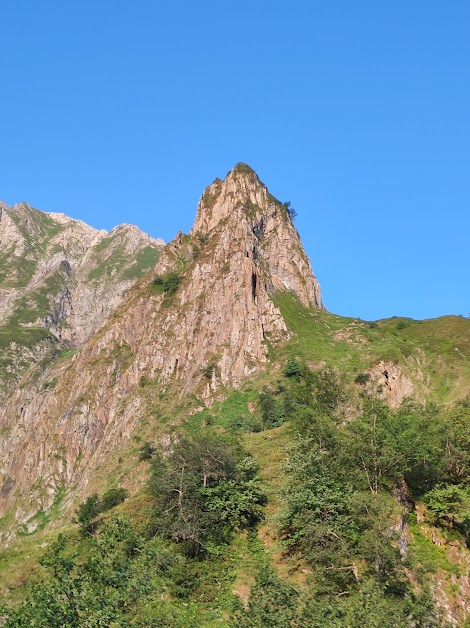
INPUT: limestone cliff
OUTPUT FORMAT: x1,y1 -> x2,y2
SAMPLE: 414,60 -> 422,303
0,164 -> 323,537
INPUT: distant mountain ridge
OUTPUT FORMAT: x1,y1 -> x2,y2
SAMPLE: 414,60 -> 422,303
0,199 -> 164,401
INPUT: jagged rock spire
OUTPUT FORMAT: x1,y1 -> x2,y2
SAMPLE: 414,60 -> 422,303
191,163 -> 323,309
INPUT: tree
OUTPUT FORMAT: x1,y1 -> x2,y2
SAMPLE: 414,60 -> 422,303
101,487 -> 128,511
76,493 -> 101,536
148,432 -> 266,554
282,201 -> 297,220
283,357 -> 302,378
259,389 -> 285,427
425,483 -> 470,540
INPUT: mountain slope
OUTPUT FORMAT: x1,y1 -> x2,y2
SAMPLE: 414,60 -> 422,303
0,167 -> 469,625
0,200 -> 163,401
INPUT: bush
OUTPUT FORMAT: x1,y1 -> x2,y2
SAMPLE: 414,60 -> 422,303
355,372 -> 370,385
259,389 -> 285,428
152,270 -> 181,296
76,493 -> 101,536
101,487 -> 128,512
283,357 -> 303,378
139,441 -> 156,461
76,486 -> 128,535
202,362 -> 216,380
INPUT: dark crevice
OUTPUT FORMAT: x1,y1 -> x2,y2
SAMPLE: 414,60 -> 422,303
252,272 -> 257,301
252,218 -> 265,240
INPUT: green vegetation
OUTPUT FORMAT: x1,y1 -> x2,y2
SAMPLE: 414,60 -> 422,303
0,206 -> 66,289
274,291 -> 470,403
121,245 -> 160,280
425,484 -> 470,541
87,235 -> 160,282
152,270 -> 181,303
0,247 -> 38,288
4,355 -> 468,624
282,200 -> 297,220
232,162 -> 255,175
0,327 -> 57,389
6,265 -> 69,326
202,360 -> 217,380
148,432 -> 266,556
0,434 -> 267,626
2,247 -> 470,624
76,487 -> 128,535
258,389 -> 285,428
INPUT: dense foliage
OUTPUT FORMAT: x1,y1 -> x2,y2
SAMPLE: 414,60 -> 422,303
148,432 -> 266,555
268,363 -> 469,624
152,270 -> 181,296
76,487 -> 128,535
2,362 -> 469,625
0,517 -> 211,627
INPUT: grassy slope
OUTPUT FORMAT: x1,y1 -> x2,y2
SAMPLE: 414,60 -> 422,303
274,292 -> 470,404
1,291 -> 469,615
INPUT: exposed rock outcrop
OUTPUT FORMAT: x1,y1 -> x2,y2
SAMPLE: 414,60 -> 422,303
365,360 -> 414,408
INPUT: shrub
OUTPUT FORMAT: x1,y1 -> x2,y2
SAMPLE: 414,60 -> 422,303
259,389 -> 285,428
202,362 -> 216,380
76,493 -> 101,536
139,441 -> 156,461
355,372 -> 371,385
283,358 -> 303,378
101,487 -> 128,512
152,270 -> 181,296
76,486 -> 128,535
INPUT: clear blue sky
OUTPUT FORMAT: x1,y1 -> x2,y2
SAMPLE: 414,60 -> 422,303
1,1 -> 469,320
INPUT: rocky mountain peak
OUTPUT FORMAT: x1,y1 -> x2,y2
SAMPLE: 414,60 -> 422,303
192,163 -> 271,235
191,163 -> 323,310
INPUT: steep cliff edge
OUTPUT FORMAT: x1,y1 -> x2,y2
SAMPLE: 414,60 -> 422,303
0,164 -> 324,536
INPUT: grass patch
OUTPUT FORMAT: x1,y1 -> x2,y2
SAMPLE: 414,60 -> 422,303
408,520 -> 461,576
121,245 -> 160,280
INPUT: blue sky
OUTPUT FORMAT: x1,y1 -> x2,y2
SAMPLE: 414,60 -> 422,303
1,1 -> 469,320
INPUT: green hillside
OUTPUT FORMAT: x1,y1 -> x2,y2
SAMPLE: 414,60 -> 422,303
1,294 -> 469,626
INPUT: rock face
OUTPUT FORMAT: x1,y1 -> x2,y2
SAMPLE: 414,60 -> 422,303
365,360 -> 414,408
192,165 -> 322,309
0,164 -> 323,538
0,200 -> 163,400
